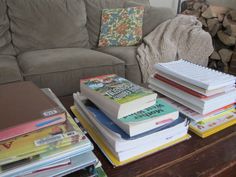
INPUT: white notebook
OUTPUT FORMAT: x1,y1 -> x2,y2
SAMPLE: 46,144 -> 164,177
154,59 -> 236,90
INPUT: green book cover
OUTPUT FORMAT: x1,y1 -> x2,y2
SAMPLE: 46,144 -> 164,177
81,74 -> 154,104
119,99 -> 178,123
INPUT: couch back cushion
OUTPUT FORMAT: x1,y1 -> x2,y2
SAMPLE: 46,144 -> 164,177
7,0 -> 89,53
124,1 -> 175,37
85,0 -> 150,48
0,0 -> 15,55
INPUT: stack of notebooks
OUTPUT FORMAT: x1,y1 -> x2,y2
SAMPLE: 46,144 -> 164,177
0,81 -> 102,177
71,74 -> 190,167
148,59 -> 236,138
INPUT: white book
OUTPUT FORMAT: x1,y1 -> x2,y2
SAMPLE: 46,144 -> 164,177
149,77 -> 236,109
161,96 -> 235,123
73,93 -> 188,153
155,70 -> 235,96
148,78 -> 236,115
154,59 -> 236,90
97,127 -> 188,161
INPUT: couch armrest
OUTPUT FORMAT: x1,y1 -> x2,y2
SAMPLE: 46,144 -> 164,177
124,2 -> 175,36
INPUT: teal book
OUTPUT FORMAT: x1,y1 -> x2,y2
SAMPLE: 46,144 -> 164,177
80,74 -> 157,119
103,99 -> 179,136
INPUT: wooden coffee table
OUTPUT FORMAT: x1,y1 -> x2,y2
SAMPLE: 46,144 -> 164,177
60,96 -> 236,177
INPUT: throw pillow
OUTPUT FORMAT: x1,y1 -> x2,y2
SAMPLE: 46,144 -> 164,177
98,6 -> 144,47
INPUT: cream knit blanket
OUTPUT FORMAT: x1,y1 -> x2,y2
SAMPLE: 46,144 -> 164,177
137,14 -> 214,82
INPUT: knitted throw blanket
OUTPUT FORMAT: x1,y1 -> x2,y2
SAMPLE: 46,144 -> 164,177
137,14 -> 214,83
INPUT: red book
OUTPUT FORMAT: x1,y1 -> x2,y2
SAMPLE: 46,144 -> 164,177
154,74 -> 207,99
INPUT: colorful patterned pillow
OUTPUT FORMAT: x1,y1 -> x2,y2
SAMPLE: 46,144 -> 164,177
98,6 -> 144,47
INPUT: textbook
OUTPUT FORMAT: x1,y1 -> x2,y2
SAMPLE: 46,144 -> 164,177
73,94 -> 189,152
154,59 -> 236,90
80,74 -> 157,119
148,77 -> 236,113
148,79 -> 236,115
75,92 -> 178,137
154,71 -> 235,97
71,105 -> 190,166
0,81 -> 66,141
189,111 -> 236,138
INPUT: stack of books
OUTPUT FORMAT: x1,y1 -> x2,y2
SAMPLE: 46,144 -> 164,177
148,59 -> 236,138
0,82 -> 101,177
72,74 -> 190,167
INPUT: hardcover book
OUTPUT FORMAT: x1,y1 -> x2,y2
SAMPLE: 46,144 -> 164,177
0,81 -> 66,141
80,74 -> 157,119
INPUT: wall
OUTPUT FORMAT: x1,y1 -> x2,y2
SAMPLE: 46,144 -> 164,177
149,0 -> 236,14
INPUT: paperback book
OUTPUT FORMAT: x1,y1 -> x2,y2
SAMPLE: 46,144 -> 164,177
73,93 -> 188,152
148,79 -> 236,115
148,77 -> 236,114
80,74 -> 157,119
71,105 -> 190,166
75,92 -> 178,137
154,71 -> 234,96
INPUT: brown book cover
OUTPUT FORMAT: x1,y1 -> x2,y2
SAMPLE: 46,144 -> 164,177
0,81 -> 66,141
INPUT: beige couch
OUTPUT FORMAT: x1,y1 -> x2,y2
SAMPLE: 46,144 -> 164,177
0,0 -> 174,96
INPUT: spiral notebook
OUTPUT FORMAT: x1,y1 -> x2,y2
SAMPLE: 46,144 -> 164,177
154,60 -> 236,90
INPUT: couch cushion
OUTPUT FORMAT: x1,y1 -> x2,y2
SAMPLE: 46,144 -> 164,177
7,0 -> 90,53
0,55 -> 23,84
17,48 -> 125,96
0,0 -> 15,55
124,1 -> 175,37
96,46 -> 142,84
85,0 -> 150,48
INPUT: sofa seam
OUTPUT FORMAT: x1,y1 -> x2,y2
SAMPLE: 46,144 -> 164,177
22,63 -> 125,77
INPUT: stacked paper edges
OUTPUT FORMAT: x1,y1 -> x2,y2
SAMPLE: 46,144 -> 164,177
72,91 -> 190,166
0,88 -> 97,177
148,59 -> 236,138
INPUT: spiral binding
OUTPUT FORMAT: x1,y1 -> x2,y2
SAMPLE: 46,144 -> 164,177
154,59 -> 236,90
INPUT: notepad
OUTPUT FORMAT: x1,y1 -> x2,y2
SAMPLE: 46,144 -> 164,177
154,60 -> 236,90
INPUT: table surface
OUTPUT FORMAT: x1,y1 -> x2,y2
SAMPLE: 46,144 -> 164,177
59,96 -> 236,177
